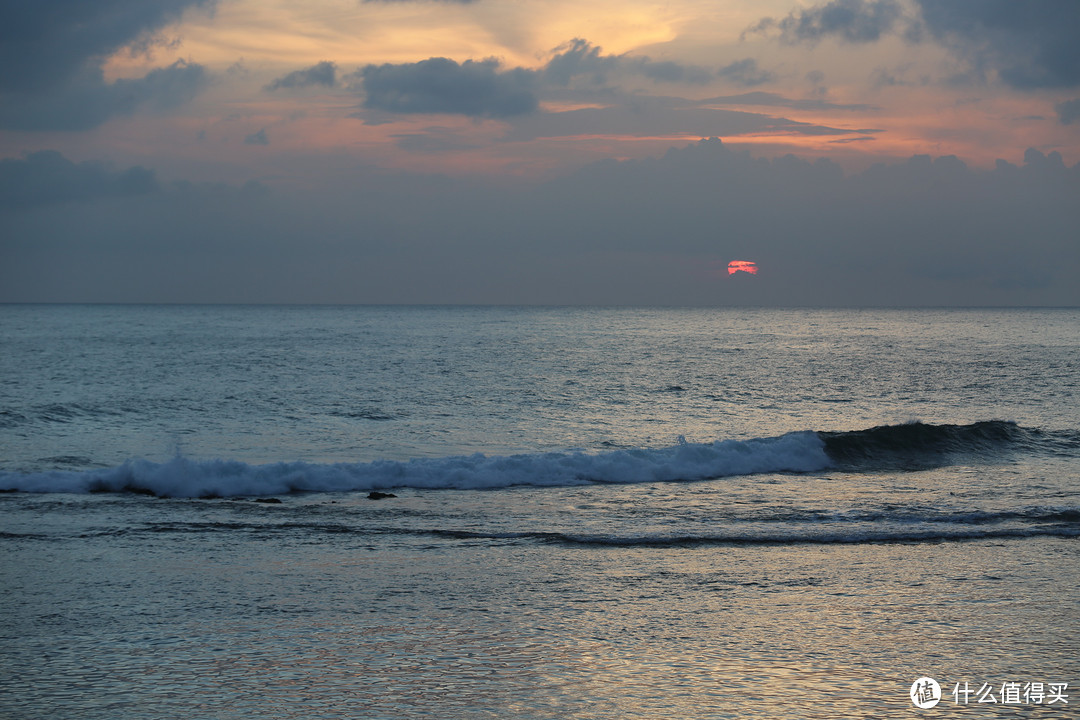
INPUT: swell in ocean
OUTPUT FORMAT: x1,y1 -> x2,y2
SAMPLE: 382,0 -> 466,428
2,421 -> 1077,499
10,504 -> 1078,549
421,506 -> 1080,547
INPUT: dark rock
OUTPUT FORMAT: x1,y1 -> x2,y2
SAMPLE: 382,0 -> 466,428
253,497 -> 283,504
367,491 -> 397,500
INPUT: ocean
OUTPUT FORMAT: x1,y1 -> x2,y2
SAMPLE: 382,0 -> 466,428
1,304 -> 1077,718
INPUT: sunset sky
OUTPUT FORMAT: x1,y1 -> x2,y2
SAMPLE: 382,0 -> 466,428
2,0 -> 1078,305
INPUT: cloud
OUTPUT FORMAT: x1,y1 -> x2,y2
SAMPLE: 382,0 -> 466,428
870,64 -> 920,88
0,157 -> 416,303
350,44 -> 853,145
244,128 -> 270,145
915,0 -> 1080,89
1057,98 -> 1080,124
0,0 -> 212,93
543,39 -> 617,85
0,0 -> 212,131
703,91 -> 878,112
342,41 -> 732,128
745,0 -> 904,45
804,70 -> 831,98
0,151 -> 158,208
265,61 -> 337,91
391,128 -> 484,153
1020,147 -> 1069,173
0,60 -> 208,131
501,95 -> 873,142
354,40 -> 714,123
717,59 -> 778,87
358,58 -> 539,117
544,39 -> 712,87
632,58 -> 713,85
749,0 -> 1080,90
510,139 -> 1080,304
2,144 -> 1078,306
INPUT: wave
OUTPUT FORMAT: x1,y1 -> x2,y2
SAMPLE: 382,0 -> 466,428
820,420 -> 1080,471
419,504 -> 1080,546
40,506 -> 1079,548
0,402 -> 131,428
0,432 -> 829,498
427,526 -> 1080,547
0,421 -> 1075,498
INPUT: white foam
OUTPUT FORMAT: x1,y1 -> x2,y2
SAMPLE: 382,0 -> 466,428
0,432 -> 831,498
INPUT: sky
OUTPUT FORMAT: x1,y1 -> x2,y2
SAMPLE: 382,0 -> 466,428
1,0 -> 1078,306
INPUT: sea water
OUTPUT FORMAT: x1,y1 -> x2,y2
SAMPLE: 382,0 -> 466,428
1,305 -> 1078,718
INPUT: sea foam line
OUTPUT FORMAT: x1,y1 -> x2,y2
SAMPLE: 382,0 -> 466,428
0,432 -> 830,498
5,421 -> 1072,498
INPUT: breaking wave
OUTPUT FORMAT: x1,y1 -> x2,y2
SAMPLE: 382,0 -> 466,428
1,421 -> 1074,498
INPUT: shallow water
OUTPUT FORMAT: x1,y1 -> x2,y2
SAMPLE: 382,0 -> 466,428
3,488 -> 1077,719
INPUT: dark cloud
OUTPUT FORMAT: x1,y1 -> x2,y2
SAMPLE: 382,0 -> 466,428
265,61 -> 337,91
351,41 -> 733,124
358,58 -> 538,117
1021,147 -> 1069,173
1057,98 -> 1080,124
745,0 -> 903,45
0,0 -> 212,93
543,39 -> 618,85
544,39 -> 712,86
717,59 -> 777,87
0,60 -> 208,131
355,52 -> 857,145
0,157 -> 419,303
0,151 -> 158,208
750,0 -> 1080,90
915,0 -> 1080,89
244,129 -> 270,145
512,140 -> 1080,305
2,143 -> 1077,305
0,0 -> 212,131
632,59 -> 712,85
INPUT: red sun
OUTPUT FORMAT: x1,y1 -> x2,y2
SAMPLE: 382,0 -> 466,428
728,260 -> 758,275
